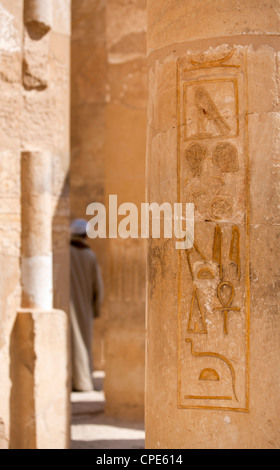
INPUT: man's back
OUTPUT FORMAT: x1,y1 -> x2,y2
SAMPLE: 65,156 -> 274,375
69,220 -> 103,391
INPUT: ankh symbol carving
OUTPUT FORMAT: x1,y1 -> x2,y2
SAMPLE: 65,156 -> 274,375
214,281 -> 240,335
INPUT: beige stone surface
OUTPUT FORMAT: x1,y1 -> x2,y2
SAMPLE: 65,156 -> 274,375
23,29 -> 49,91
71,372 -> 145,449
0,1 -> 23,54
104,0 -> 147,414
70,0 -> 107,373
2,0 -> 278,452
147,0 -> 280,55
146,0 -> 280,449
52,0 -> 71,36
0,0 -> 71,449
70,1 -> 147,419
104,326 -> 145,421
9,309 -> 70,449
106,0 -> 146,52
0,1 -> 23,449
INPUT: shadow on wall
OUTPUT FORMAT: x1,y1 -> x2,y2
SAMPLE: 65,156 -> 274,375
52,172 -> 71,315
52,172 -> 72,448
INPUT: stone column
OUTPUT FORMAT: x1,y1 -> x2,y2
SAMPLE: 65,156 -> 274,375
21,151 -> 53,309
146,0 -> 280,448
104,0 -> 147,420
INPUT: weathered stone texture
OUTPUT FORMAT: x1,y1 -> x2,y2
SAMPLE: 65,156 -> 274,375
103,0 -> 147,420
70,0 -> 147,414
105,326 -> 145,420
146,0 -> 280,449
70,0 -> 107,372
147,0 -> 280,54
9,309 -> 69,449
0,0 -> 23,449
0,0 -> 71,449
70,0 -> 107,227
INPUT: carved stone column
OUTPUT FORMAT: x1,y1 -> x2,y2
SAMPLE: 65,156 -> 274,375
146,0 -> 280,448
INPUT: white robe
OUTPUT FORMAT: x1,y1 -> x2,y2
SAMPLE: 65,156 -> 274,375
69,239 -> 103,391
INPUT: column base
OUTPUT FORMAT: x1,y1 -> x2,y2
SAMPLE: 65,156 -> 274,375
9,308 -> 70,449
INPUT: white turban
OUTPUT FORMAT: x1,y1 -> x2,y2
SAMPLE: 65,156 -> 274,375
70,218 -> 88,236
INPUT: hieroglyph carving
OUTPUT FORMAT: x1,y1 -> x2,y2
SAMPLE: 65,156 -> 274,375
213,142 -> 239,173
177,50 -> 250,412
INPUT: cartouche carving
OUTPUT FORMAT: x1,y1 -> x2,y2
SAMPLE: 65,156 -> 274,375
177,49 -> 250,412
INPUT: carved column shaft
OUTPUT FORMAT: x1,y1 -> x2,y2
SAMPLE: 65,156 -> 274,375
146,0 -> 280,449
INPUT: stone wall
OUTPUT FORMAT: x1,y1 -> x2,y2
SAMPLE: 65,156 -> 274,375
0,0 -> 71,449
0,0 -> 23,449
70,0 -> 147,420
104,0 -> 147,420
70,0 -> 107,371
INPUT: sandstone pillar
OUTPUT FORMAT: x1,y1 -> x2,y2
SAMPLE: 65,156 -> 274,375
104,0 -> 147,420
21,151 -> 53,310
146,0 -> 280,448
